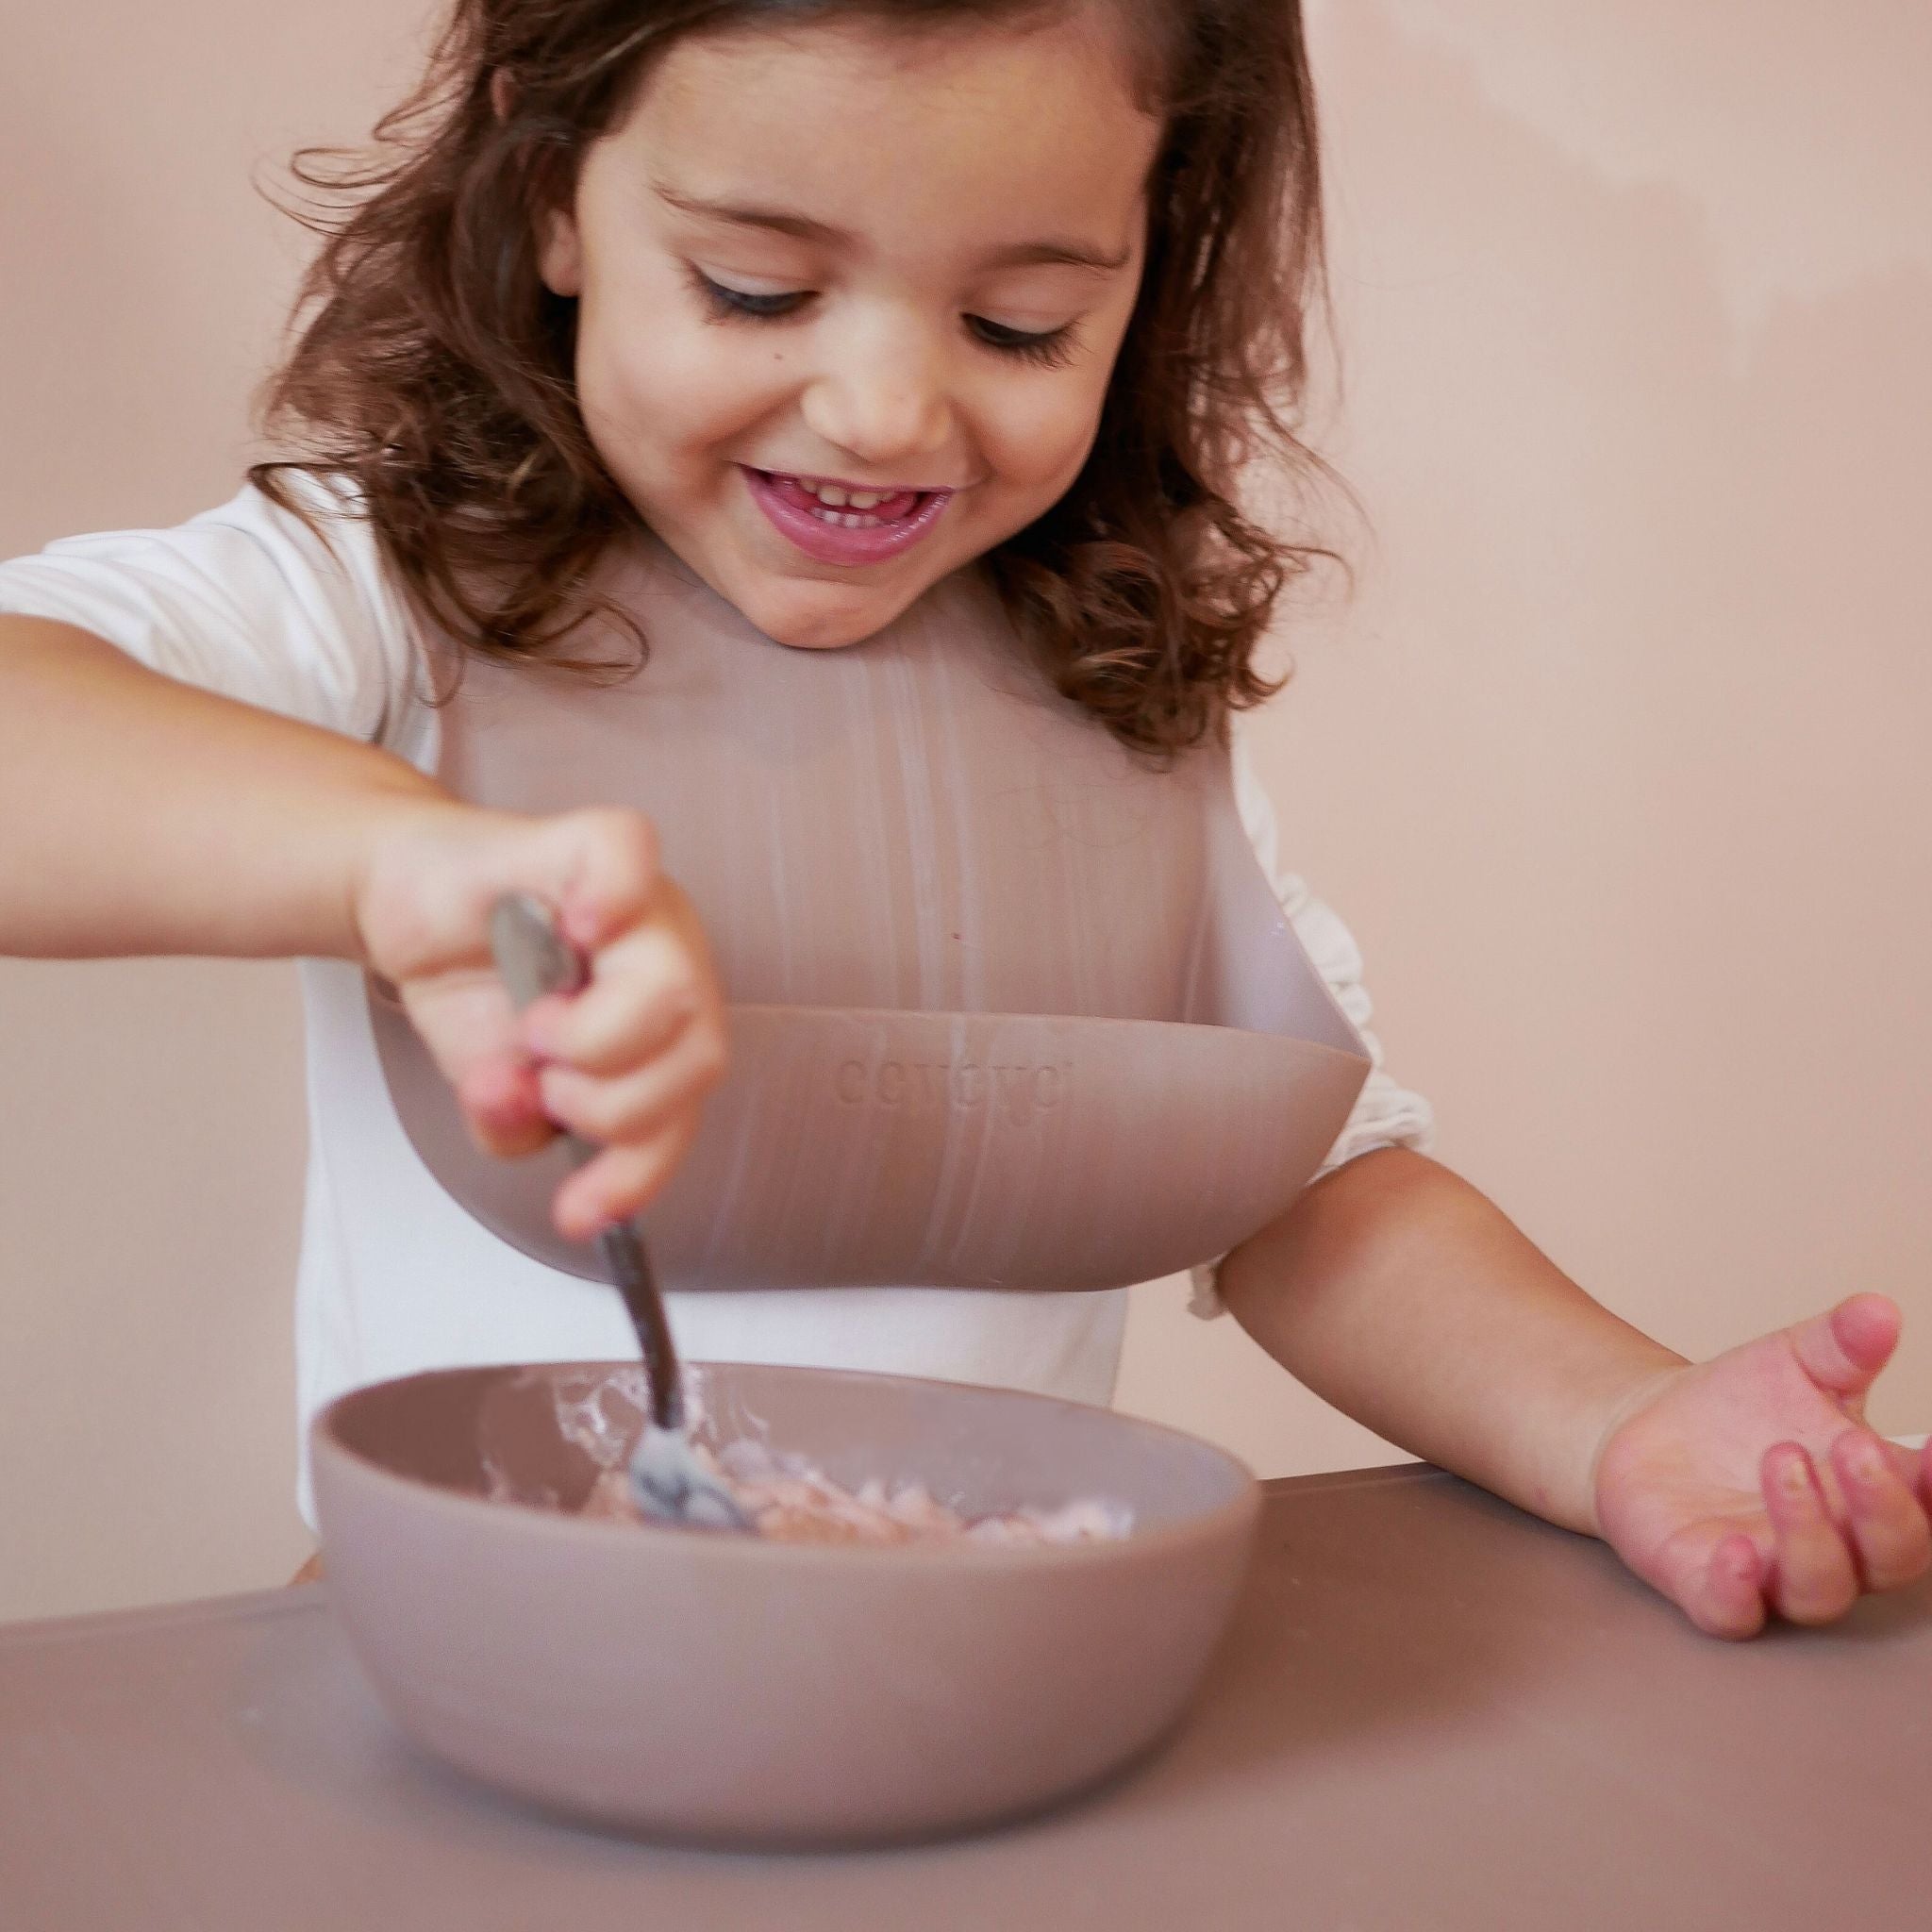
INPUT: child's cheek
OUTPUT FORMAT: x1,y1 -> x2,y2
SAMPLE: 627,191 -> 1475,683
583,303 -> 786,493
985,377 -> 1113,504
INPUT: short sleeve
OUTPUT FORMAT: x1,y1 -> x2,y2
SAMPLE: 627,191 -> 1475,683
0,471 -> 426,758
1187,733 -> 1437,1317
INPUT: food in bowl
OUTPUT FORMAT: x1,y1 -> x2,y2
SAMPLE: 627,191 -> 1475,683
577,1438 -> 1131,1546
519,1364 -> 1133,1545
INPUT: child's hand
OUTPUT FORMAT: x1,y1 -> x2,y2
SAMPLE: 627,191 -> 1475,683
353,801 -> 727,1239
1593,1293 -> 1932,1638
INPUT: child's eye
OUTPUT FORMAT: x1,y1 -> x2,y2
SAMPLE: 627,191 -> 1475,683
967,316 -> 1076,370
689,268 -> 812,322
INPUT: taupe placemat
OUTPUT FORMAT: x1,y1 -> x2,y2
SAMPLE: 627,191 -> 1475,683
4,1467 -> 1927,1930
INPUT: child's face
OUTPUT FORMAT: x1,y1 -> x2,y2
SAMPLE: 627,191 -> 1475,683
537,6 -> 1161,649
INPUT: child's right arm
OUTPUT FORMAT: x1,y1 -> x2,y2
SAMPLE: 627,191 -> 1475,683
1,613 -> 447,959
0,615 -> 727,1237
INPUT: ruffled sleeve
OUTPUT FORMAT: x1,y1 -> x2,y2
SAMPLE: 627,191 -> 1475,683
0,471 -> 428,762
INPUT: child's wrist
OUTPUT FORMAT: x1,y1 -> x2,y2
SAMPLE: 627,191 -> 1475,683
339,778 -> 470,970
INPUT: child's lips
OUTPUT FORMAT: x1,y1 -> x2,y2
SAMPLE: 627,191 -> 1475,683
741,466 -> 957,567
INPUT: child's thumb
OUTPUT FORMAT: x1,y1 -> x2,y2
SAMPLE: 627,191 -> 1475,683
1790,1292 -> 1902,1399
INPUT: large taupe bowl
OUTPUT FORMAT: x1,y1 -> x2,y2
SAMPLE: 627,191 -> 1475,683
311,1360 -> 1260,1846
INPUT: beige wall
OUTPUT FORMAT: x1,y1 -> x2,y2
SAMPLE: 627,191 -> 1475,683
3,2 -> 1927,1622
1117,0 -> 1932,1462
0,3 -> 419,1620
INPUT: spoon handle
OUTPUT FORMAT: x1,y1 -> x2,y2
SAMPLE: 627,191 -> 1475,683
592,1225 -> 687,1434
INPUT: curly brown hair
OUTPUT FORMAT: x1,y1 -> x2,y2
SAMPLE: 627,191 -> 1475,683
250,0 -> 1332,757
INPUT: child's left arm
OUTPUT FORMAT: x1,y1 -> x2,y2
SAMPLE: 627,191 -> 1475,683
1218,1147 -> 1932,1638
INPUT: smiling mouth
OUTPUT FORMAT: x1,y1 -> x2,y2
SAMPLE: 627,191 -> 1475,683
741,466 -> 958,567
751,469 -> 951,527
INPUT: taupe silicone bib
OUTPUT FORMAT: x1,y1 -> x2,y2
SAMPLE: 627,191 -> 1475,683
368,540 -> 1370,1290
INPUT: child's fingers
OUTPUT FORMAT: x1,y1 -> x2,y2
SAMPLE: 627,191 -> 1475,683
1829,1429 -> 1932,1593
457,1052 -> 555,1158
538,1024 -> 728,1145
553,1123 -> 697,1240
523,925 -> 704,1074
1688,1533 -> 1769,1641
1639,1522 -> 1767,1641
1789,1293 -> 1901,1401
546,808 -> 660,954
1762,1444 -> 1860,1625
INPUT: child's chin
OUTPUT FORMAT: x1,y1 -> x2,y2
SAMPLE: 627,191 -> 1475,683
741,576 -> 916,653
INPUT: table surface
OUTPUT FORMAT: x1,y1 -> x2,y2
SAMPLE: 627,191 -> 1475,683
4,1464 -> 1928,1932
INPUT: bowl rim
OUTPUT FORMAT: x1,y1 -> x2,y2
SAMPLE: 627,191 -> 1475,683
312,1357 -> 1263,1574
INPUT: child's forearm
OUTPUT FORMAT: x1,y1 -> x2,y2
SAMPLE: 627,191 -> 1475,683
1218,1147 -> 1685,1535
0,616 -> 454,961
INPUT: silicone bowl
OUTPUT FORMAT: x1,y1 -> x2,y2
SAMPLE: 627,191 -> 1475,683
311,1360 -> 1260,1846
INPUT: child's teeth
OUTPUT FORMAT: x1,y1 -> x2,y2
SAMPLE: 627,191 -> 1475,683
768,471 -> 932,532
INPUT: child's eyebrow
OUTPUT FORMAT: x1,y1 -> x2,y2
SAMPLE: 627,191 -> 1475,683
652,182 -> 1131,276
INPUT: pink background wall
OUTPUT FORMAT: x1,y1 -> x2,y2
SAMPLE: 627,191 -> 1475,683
3,1 -> 1927,1619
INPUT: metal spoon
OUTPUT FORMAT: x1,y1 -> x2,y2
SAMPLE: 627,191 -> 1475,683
488,892 -> 749,1532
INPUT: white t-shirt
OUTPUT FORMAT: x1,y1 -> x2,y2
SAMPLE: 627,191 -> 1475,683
0,473 -> 1434,1521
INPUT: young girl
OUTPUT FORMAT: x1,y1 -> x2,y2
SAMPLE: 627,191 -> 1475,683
2,0 -> 1925,1637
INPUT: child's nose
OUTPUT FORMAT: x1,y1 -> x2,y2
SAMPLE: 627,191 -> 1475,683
799,334 -> 955,474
